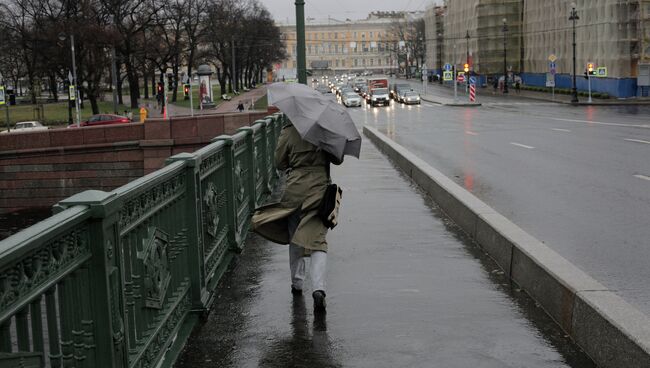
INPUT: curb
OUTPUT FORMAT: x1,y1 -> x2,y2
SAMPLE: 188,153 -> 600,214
421,96 -> 482,107
363,125 -> 650,368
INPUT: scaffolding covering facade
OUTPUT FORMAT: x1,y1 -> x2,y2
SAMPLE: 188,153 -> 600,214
523,0 -> 642,78
443,0 -> 522,75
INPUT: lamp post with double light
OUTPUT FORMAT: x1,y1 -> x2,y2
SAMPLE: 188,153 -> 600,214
58,33 -> 81,127
569,2 -> 580,104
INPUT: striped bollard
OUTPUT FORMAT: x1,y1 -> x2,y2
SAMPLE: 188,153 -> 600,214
469,84 -> 476,103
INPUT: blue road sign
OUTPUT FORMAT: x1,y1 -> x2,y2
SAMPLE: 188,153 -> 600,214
549,62 -> 557,70
469,76 -> 477,85
444,63 -> 452,71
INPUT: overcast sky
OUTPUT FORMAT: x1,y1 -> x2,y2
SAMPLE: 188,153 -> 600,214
260,0 -> 438,24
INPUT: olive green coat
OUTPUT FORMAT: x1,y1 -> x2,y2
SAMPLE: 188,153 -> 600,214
251,123 -> 339,252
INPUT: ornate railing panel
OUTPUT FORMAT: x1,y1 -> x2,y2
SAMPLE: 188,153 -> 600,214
0,115 -> 283,368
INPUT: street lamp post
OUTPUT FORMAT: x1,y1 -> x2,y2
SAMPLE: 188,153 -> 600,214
295,0 -> 307,85
437,33 -> 443,84
466,30 -> 470,93
569,2 -> 580,104
59,33 -> 81,127
502,18 -> 509,94
465,30 -> 470,69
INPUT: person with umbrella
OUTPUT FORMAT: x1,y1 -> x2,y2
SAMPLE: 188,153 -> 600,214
252,83 -> 361,313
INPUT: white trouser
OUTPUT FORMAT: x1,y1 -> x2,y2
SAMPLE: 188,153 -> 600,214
288,212 -> 327,293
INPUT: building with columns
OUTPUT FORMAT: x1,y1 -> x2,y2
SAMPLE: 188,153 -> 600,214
276,11 -> 424,78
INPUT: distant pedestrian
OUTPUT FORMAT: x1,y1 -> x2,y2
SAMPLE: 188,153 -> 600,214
493,78 -> 498,95
515,80 -> 521,94
237,101 -> 245,112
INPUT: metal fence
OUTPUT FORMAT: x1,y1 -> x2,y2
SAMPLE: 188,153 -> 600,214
0,113 -> 285,368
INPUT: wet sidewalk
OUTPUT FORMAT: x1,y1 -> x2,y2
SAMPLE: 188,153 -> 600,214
174,137 -> 594,368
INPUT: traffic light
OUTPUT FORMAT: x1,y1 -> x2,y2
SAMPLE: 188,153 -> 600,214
585,63 -> 596,78
183,84 -> 190,96
464,63 -> 470,73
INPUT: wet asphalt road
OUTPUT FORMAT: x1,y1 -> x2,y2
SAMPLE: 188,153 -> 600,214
175,137 -> 594,368
346,82 -> 650,316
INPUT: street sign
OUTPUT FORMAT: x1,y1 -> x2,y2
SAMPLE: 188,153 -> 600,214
444,63 -> 452,71
457,73 -> 465,83
546,73 -> 556,88
596,67 -> 608,77
549,62 -> 557,70
469,76 -> 477,85
69,85 -> 76,101
548,54 -> 557,62
443,71 -> 453,81
0,86 -> 5,105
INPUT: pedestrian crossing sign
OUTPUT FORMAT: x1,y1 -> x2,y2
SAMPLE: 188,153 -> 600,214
443,71 -> 453,81
596,67 -> 607,77
0,86 -> 5,105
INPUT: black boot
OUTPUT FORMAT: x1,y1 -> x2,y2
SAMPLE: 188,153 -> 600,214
291,286 -> 303,296
313,290 -> 326,312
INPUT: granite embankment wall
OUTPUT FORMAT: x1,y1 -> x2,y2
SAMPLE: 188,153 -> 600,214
0,112 -> 268,213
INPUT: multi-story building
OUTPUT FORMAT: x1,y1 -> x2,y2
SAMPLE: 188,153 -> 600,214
424,4 -> 446,76
523,0 -> 648,97
439,0 -> 522,77
425,0 -> 650,97
277,12 -> 423,78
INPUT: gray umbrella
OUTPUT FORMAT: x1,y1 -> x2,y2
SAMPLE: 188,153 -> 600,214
268,82 -> 362,160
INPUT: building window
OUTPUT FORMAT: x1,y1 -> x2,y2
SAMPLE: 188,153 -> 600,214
336,59 -> 339,67
354,31 -> 357,38
370,31 -> 373,38
308,45 -> 312,54
354,59 -> 358,66
321,32 -> 325,39
334,33 -> 338,39
370,59 -> 374,66
335,44 -> 339,53
362,59 -> 366,66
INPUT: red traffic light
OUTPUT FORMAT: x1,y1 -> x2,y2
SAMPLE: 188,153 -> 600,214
183,84 -> 190,95
157,83 -> 163,93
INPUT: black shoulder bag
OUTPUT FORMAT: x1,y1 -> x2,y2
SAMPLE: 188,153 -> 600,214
318,162 -> 342,229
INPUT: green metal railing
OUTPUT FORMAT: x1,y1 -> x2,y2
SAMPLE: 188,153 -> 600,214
0,113 -> 286,368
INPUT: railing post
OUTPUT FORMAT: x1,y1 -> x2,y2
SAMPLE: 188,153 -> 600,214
212,135 -> 241,251
237,127 -> 258,213
165,153 -> 208,310
54,191 -> 128,368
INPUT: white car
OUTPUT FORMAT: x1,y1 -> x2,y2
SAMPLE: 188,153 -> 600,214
402,91 -> 421,105
1,121 -> 48,133
342,92 -> 362,107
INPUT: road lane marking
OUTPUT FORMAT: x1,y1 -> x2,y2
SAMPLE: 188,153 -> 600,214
634,174 -> 650,182
624,138 -> 650,145
552,128 -> 572,132
510,142 -> 535,149
423,103 -> 438,108
551,118 -> 650,129
465,131 -> 478,136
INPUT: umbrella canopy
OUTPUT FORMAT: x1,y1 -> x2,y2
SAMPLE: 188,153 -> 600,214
268,82 -> 361,160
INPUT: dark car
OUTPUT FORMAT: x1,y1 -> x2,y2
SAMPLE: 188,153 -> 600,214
68,114 -> 131,128
390,83 -> 411,100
